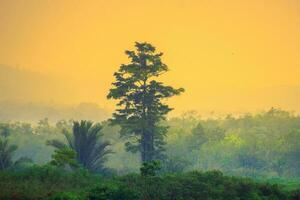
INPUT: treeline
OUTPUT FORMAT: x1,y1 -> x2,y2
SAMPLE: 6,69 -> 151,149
1,107 -> 300,178
0,101 -> 109,122
166,108 -> 300,177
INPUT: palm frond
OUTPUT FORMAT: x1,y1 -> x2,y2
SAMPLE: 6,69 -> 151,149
47,120 -> 112,172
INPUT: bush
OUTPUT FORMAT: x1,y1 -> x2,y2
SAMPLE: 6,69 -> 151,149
0,167 -> 294,200
88,183 -> 140,200
0,165 -> 99,200
47,192 -> 82,200
140,160 -> 161,176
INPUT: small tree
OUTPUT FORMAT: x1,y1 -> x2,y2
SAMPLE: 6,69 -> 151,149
107,42 -> 184,163
50,148 -> 78,169
0,139 -> 17,170
47,120 -> 112,172
189,122 -> 207,150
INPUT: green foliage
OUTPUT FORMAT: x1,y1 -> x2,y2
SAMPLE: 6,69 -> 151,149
6,120 -> 65,164
0,137 -> 17,170
140,160 -> 161,176
0,167 -> 295,200
0,165 -> 98,200
0,125 -> 32,170
47,120 -> 112,172
119,170 -> 289,200
189,122 -> 207,149
2,107 -> 300,177
161,156 -> 191,173
260,177 -> 300,191
164,108 -> 300,177
47,192 -> 82,200
107,42 -> 184,163
50,148 -> 78,169
88,183 -> 140,200
13,157 -> 33,169
0,123 -> 10,137
0,123 -> 16,170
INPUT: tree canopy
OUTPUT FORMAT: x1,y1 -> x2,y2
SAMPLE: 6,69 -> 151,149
107,42 -> 184,163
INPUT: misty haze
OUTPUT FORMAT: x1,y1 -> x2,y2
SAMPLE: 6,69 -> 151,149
1,1 -> 300,200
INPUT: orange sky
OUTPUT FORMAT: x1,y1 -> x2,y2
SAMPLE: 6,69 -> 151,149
1,0 -> 300,115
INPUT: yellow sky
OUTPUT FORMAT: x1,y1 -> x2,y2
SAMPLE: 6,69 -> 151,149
1,0 -> 300,114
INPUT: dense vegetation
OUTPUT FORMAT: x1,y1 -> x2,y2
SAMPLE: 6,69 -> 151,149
1,165 -> 300,200
1,108 -> 300,178
1,109 -> 300,199
1,43 -> 300,199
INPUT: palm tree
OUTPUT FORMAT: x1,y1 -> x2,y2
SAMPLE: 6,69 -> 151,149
47,120 -> 112,172
0,124 -> 32,170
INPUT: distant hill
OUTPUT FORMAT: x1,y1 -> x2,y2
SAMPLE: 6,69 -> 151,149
0,65 -> 110,122
198,85 -> 300,114
0,65 -> 74,103
1,65 -> 300,119
0,101 -> 110,122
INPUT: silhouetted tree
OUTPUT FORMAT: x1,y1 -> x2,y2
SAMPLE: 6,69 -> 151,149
0,138 -> 17,170
0,124 -> 32,170
107,42 -> 184,163
47,120 -> 112,172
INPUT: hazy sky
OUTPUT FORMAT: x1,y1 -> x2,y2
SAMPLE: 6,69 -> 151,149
1,0 -> 300,114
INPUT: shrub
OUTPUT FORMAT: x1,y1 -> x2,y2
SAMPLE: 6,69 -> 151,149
140,160 -> 161,176
88,183 -> 140,200
47,192 -> 82,200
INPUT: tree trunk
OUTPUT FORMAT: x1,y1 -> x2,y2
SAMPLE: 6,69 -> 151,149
141,129 -> 154,163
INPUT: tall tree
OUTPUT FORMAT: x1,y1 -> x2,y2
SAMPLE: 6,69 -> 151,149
47,120 -> 112,172
107,42 -> 184,163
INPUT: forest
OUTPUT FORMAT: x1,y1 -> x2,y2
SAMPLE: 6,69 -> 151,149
1,42 -> 300,200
